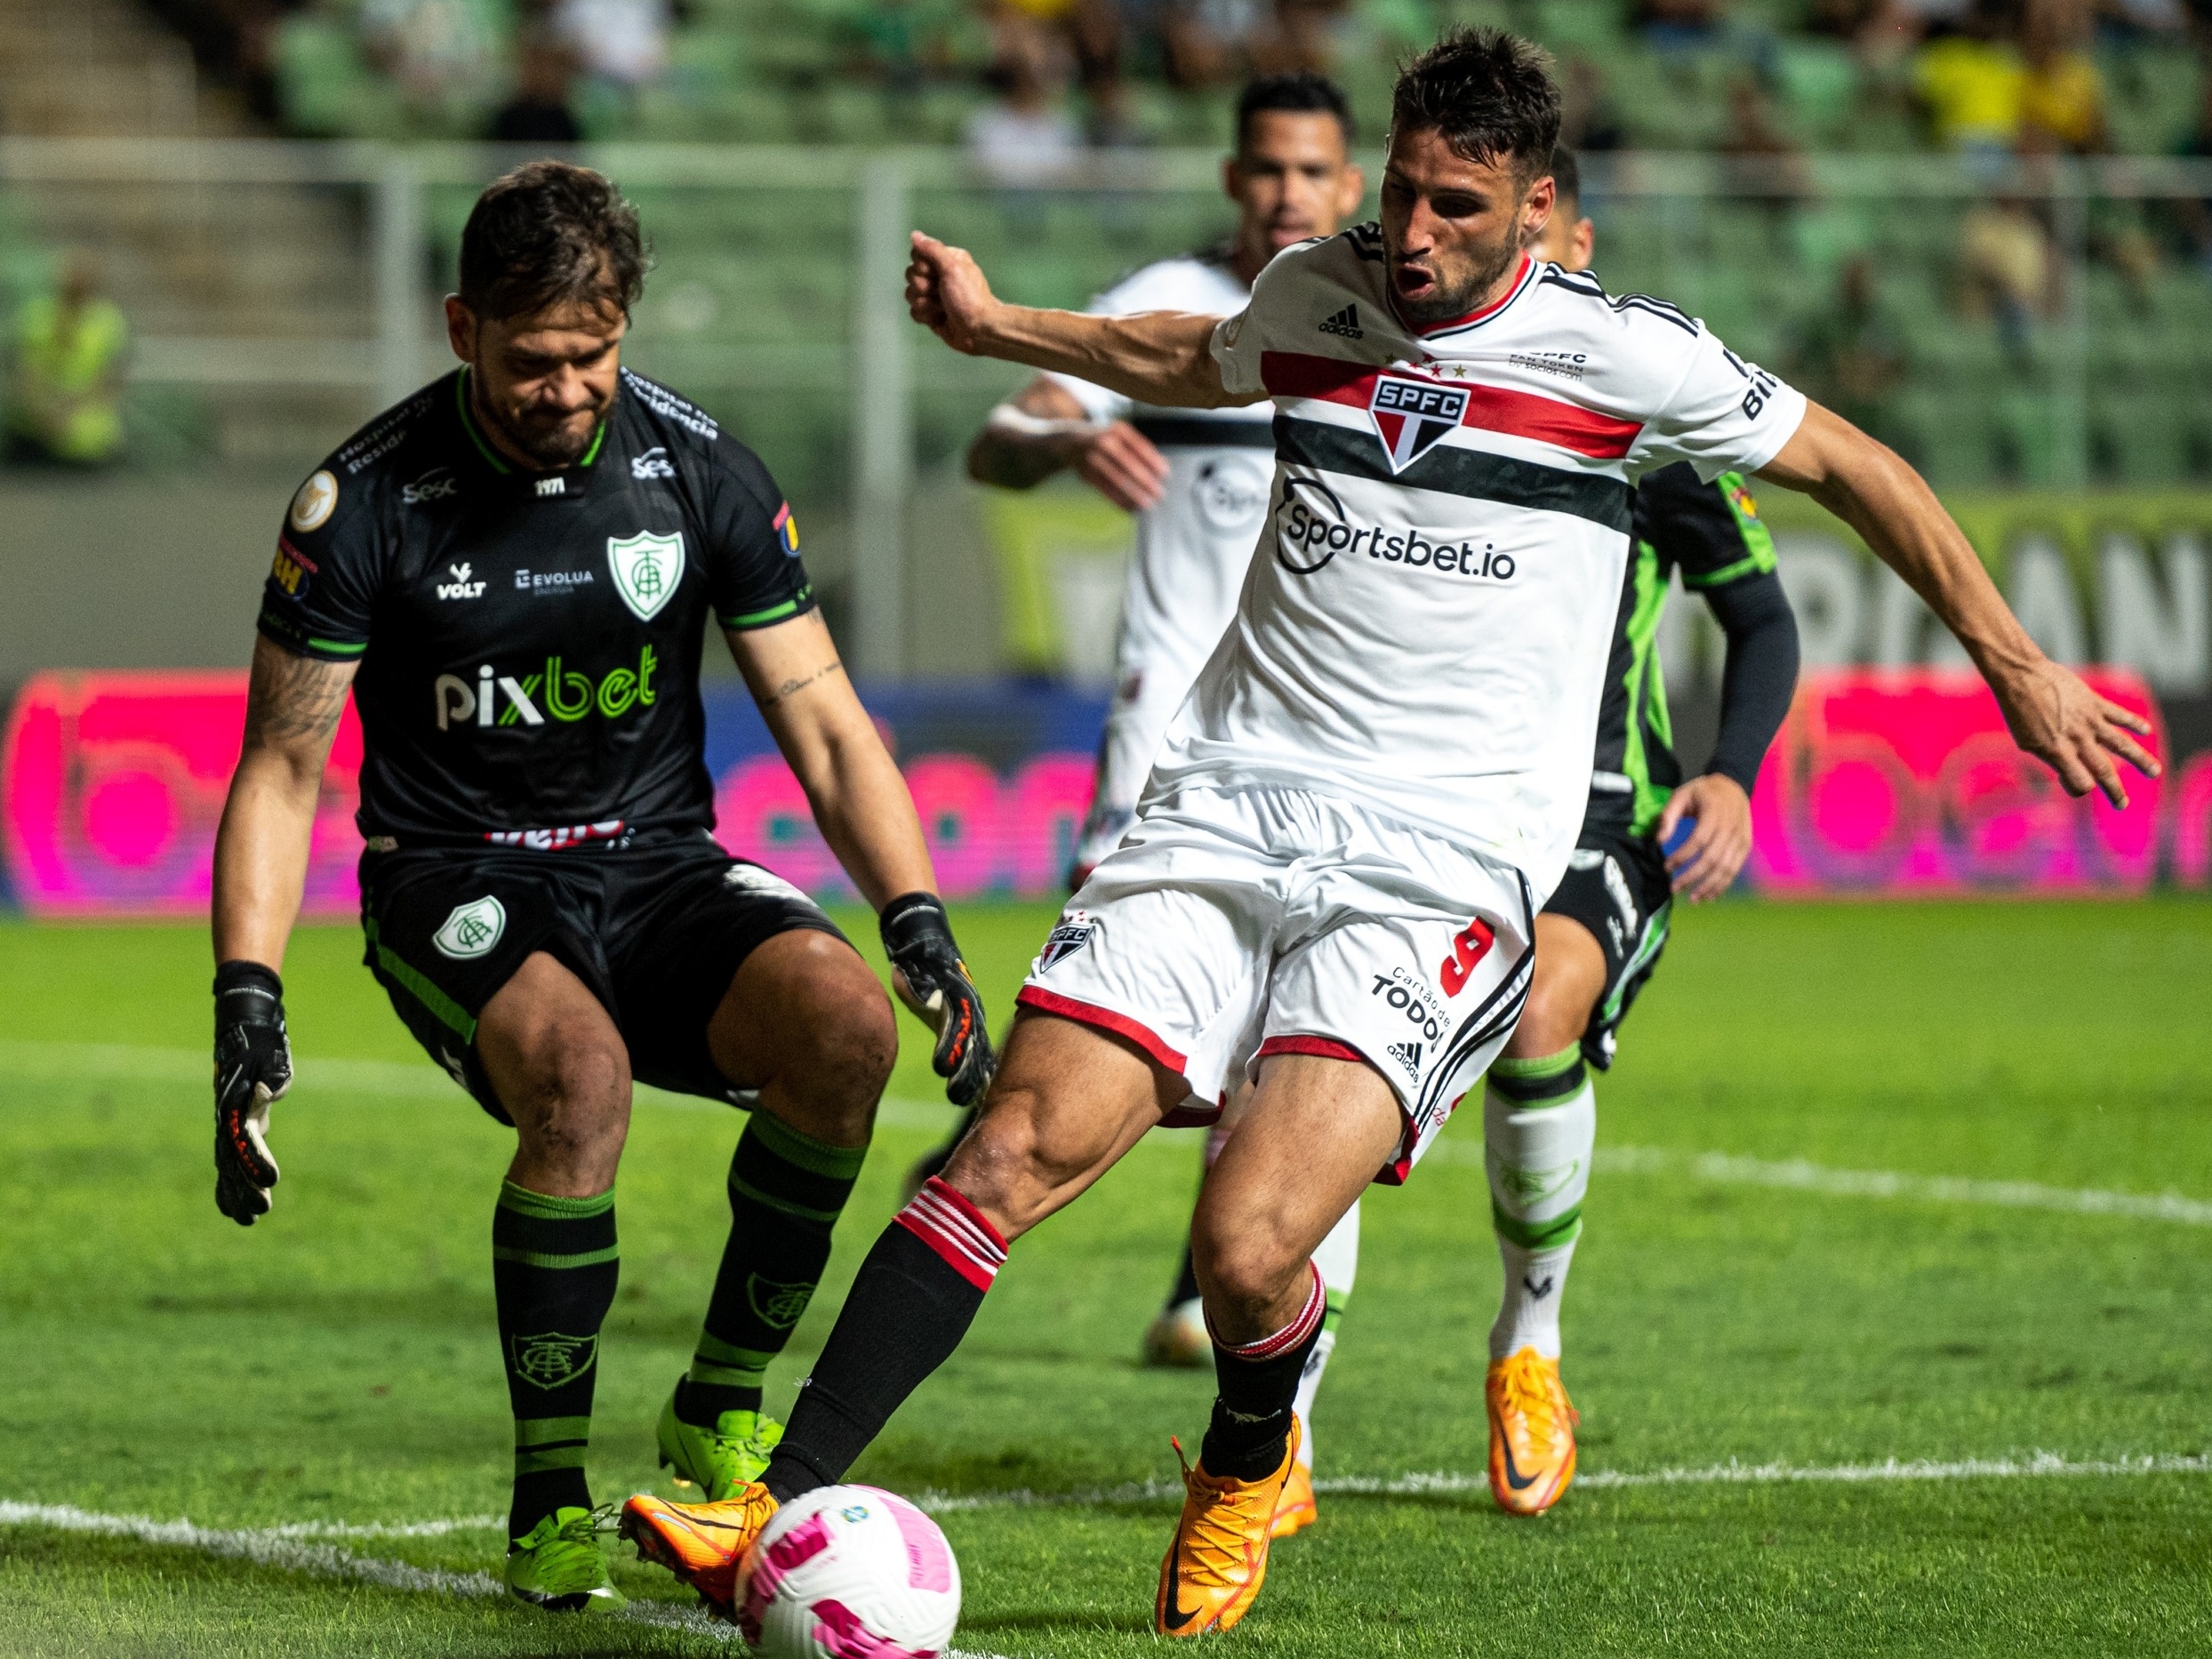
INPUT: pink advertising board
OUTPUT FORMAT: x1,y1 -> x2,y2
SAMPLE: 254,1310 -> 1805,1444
1748,668 -> 2173,895
3,669 -> 2206,916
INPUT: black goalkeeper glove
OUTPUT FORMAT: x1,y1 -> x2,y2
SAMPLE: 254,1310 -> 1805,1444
212,960 -> 292,1226
879,892 -> 996,1107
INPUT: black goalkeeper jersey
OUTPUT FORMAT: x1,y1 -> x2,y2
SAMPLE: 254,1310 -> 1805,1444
258,366 -> 816,847
1588,461 -> 1792,837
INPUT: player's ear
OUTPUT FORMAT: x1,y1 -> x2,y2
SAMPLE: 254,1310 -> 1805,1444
1335,163 -> 1366,220
444,294 -> 477,365
1221,153 -> 1242,206
1520,173 -> 1556,244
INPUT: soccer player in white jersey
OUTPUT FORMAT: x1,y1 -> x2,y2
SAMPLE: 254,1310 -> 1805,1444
915,73 -> 1368,1456
624,29 -> 2158,1638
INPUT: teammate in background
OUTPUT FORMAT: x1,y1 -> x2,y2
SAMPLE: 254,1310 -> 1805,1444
921,74 -> 1367,1527
207,162 -> 992,1615
624,32 -> 2156,1637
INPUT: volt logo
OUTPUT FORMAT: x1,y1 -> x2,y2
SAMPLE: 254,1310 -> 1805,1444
436,561 -> 486,599
1439,916 -> 1495,997
1368,375 -> 1467,472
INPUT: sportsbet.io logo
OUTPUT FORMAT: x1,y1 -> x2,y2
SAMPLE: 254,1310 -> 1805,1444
509,1331 -> 597,1391
1274,477 -> 1518,584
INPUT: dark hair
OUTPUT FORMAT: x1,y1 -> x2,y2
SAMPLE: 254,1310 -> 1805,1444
1549,144 -> 1581,212
457,160 -> 649,322
1391,28 -> 1561,180
1237,71 -> 1354,151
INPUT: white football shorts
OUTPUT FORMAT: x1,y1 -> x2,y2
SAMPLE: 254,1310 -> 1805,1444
1016,784 -> 1535,1183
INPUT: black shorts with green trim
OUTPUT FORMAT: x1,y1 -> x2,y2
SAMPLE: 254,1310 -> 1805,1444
357,829 -> 846,1125
1541,818 -> 1675,1071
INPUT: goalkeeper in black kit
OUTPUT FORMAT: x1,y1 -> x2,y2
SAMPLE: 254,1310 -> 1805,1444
208,161 -> 994,1613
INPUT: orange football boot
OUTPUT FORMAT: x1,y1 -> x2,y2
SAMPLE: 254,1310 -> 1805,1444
1155,1417 -> 1300,1638
1486,1346 -> 1579,1516
618,1483 -> 781,1615
1269,1458 -> 1318,1539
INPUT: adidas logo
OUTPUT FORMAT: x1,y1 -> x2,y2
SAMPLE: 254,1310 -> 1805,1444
1318,304 -> 1363,339
1385,1039 -> 1423,1076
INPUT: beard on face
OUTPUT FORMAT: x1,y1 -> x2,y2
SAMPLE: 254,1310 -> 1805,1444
472,365 -> 608,469
1391,217 -> 1524,325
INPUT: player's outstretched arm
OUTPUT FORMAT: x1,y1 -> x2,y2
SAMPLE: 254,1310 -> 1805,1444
207,635 -> 357,1224
1758,403 -> 2159,807
967,376 -> 1170,512
730,612 -> 995,1102
908,232 -> 1257,412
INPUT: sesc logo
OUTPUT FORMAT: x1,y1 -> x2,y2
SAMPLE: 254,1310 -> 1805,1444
1367,375 -> 1468,472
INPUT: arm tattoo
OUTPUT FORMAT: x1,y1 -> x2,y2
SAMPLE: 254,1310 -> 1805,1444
757,658 -> 846,709
245,648 -> 354,749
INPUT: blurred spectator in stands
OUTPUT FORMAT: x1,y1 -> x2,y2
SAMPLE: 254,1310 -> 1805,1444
1247,0 -> 1350,76
1559,54 -> 1626,150
1161,0 -> 1255,88
360,0 -> 507,112
1634,0 -> 1727,54
968,12 -> 1082,185
555,0 -> 670,93
6,253 -> 128,469
1791,254 -> 1911,449
2017,0 -> 2105,149
488,33 -> 583,141
1959,191 -> 2057,355
2171,61 -> 2212,270
979,0 -> 1130,144
1912,0 -> 2024,157
1721,71 -> 1811,196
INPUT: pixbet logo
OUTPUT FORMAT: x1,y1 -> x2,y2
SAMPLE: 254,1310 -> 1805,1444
1274,477 -> 1518,582
433,645 -> 661,730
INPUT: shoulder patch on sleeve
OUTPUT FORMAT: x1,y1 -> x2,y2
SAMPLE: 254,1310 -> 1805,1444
621,368 -> 721,443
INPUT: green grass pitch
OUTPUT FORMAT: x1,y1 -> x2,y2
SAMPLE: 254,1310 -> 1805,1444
1,897 -> 2208,1655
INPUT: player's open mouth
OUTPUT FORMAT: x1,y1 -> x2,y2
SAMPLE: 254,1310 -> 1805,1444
1391,263 -> 1439,301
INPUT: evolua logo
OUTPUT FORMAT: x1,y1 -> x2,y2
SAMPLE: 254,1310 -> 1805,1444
1368,375 -> 1468,472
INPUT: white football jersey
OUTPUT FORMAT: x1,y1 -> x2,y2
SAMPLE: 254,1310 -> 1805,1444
1047,254 -> 1275,854
1158,226 -> 1807,903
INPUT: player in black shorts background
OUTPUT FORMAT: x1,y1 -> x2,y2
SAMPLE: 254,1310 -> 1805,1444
207,161 -> 994,1613
1474,148 -> 1800,1517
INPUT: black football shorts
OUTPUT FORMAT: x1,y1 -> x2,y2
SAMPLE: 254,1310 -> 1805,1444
1540,820 -> 1676,1070
358,830 -> 846,1123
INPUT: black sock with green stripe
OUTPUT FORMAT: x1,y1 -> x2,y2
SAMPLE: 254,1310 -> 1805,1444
680,1113 -> 866,1425
493,1181 -> 618,1542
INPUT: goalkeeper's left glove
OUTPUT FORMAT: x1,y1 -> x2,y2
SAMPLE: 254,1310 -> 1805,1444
879,892 -> 997,1107
212,959 -> 292,1226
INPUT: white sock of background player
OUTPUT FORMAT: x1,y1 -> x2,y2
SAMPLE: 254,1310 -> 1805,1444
1291,1199 -> 1359,1471
1484,1047 -> 1595,1361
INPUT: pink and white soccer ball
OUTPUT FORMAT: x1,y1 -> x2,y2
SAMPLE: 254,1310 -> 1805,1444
738,1485 -> 962,1659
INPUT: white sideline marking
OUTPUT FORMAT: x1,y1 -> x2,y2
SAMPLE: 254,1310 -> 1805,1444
0,1500 -> 1017,1656
5,1038 -> 2206,1214
915,1451 -> 2212,1513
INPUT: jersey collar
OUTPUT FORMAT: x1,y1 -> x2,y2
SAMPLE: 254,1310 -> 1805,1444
454,365 -> 611,498
1390,251 -> 1535,340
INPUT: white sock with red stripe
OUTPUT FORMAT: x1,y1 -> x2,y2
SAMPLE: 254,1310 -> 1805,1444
894,1175 -> 1009,1290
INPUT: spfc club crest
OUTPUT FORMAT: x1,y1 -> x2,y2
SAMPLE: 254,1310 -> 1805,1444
1367,375 -> 1468,473
607,529 -> 685,621
1038,913 -> 1097,971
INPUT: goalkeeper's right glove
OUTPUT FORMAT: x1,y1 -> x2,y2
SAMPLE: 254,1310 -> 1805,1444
212,960 -> 292,1226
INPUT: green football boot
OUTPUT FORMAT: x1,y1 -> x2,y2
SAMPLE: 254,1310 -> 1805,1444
503,1504 -> 626,1614
656,1380 -> 785,1502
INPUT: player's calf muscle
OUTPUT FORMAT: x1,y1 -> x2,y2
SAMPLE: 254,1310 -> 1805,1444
940,1016 -> 1166,1239
710,933 -> 894,1149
